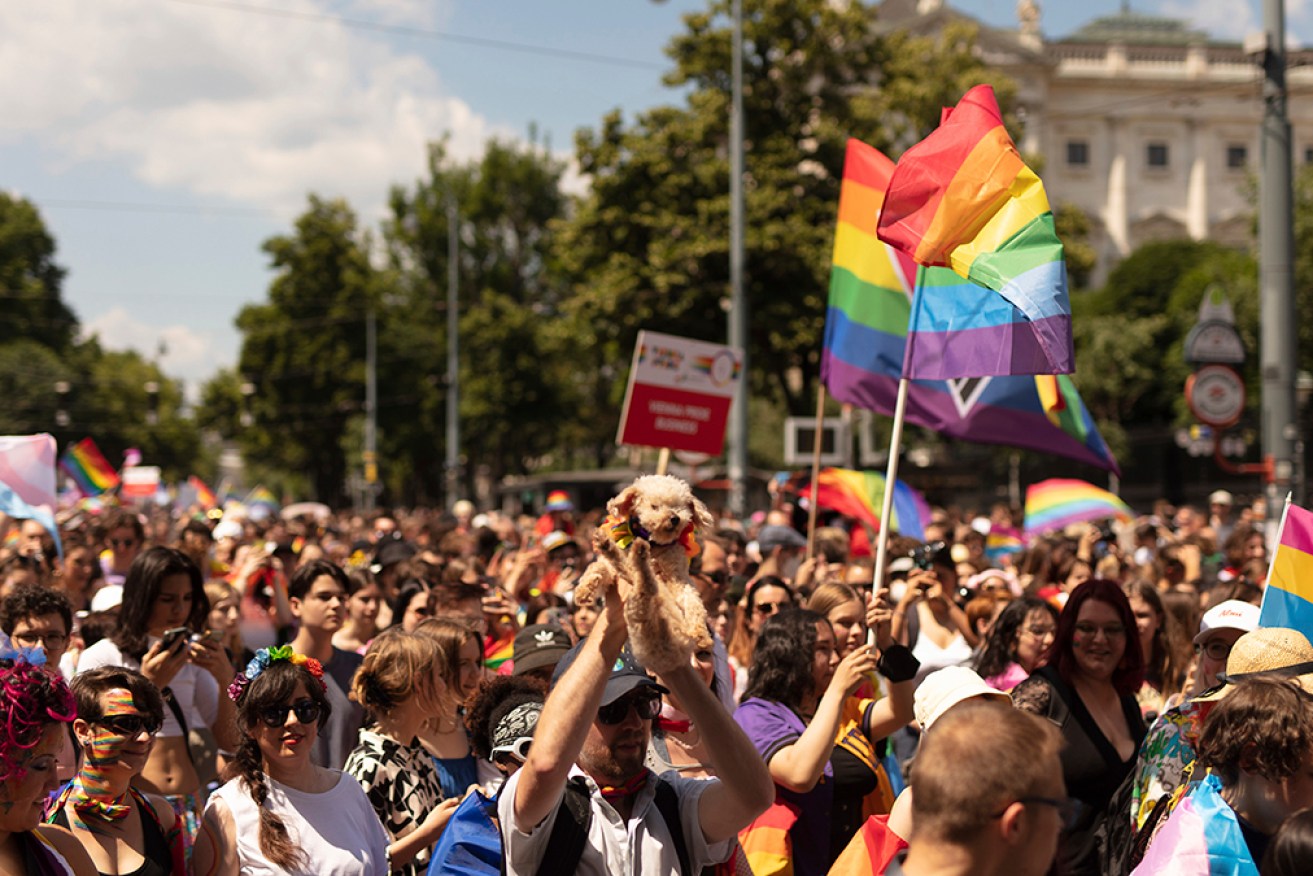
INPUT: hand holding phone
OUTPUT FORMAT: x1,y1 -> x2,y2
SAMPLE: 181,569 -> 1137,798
160,627 -> 191,651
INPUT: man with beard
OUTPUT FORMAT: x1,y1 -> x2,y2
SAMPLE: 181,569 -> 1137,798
499,580 -> 773,874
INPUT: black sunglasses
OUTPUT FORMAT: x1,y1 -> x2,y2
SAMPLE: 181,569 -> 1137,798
257,699 -> 322,728
597,693 -> 661,725
94,714 -> 162,737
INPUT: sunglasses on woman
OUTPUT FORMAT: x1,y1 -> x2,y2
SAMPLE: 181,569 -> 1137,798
94,714 -> 162,737
596,693 -> 662,725
257,699 -> 322,728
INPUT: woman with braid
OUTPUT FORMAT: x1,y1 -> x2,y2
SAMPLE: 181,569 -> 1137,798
48,668 -> 185,875
190,647 -> 389,876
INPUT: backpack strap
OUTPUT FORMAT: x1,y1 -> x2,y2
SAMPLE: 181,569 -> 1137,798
653,778 -> 691,876
537,776 -> 592,876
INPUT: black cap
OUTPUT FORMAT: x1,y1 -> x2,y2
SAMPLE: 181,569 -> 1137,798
512,624 -> 572,676
371,539 -> 416,572
551,641 -> 668,706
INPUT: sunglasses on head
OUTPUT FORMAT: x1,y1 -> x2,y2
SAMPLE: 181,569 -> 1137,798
490,735 -> 533,764
257,699 -> 322,728
597,693 -> 661,725
94,714 -> 162,737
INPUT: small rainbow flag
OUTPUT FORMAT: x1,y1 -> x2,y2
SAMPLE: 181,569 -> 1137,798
797,468 -> 932,540
985,528 -> 1025,562
188,476 -> 218,510
1259,500 -> 1313,632
1023,478 -> 1132,537
59,438 -> 120,495
877,84 -> 1073,379
484,633 -> 514,670
244,485 -> 279,514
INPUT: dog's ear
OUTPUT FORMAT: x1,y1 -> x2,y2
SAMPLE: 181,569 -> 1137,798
690,495 -> 714,533
609,484 -> 640,518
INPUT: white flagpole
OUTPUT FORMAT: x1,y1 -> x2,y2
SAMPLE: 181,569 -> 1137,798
1262,492 -> 1293,603
869,377 -> 911,646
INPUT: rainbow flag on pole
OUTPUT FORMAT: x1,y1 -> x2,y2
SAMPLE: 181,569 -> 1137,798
188,476 -> 218,510
1260,500 -> 1313,632
1023,478 -> 1133,537
797,468 -> 932,540
59,438 -> 121,495
821,138 -> 1119,474
876,84 -> 1073,379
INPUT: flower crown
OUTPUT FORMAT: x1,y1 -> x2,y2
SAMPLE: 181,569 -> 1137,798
227,645 -> 325,703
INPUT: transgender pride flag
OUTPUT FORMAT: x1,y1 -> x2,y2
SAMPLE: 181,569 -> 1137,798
1131,775 -> 1256,875
0,434 -> 61,555
1260,500 -> 1313,634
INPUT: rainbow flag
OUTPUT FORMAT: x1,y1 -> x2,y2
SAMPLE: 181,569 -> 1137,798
985,528 -> 1025,562
877,84 -> 1073,379
243,485 -> 279,515
1259,501 -> 1313,632
798,468 -> 932,540
821,138 -> 1119,474
59,438 -> 120,495
484,633 -> 514,670
1023,478 -> 1133,537
188,476 -> 218,510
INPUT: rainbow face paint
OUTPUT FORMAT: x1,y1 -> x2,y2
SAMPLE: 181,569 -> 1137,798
62,688 -> 149,828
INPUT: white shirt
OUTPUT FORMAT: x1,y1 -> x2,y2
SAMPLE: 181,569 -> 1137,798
499,765 -> 731,876
76,637 -> 218,738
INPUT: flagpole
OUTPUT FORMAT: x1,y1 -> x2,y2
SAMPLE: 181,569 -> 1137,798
806,385 -> 827,559
1263,492 -> 1293,592
870,377 -> 911,646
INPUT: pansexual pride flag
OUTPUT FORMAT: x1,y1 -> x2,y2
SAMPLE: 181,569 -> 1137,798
59,438 -> 120,495
797,467 -> 932,540
1259,501 -> 1313,632
877,84 -> 1073,379
1023,478 -> 1133,537
821,138 -> 1119,474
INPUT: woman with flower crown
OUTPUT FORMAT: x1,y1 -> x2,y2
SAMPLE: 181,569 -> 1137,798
0,639 -> 96,876
190,646 -> 390,876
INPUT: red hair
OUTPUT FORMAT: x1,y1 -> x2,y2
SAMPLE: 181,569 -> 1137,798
1045,579 -> 1145,697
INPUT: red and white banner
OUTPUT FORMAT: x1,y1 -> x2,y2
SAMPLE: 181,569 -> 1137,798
617,331 -> 743,456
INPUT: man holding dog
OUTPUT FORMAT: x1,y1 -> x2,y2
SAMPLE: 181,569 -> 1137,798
500,566 -> 773,873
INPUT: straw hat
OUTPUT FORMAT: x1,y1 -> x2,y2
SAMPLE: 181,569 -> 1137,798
1195,627 -> 1313,702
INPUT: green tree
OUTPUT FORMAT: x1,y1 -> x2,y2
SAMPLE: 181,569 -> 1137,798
234,196 -> 375,505
554,0 -> 1010,467
0,193 -> 78,352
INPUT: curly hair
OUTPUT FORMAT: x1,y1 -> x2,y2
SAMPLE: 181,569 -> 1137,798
973,597 -> 1057,681
1198,677 -> 1313,789
0,660 -> 76,784
464,675 -> 546,760
0,585 -> 73,637
230,659 -> 332,871
743,608 -> 825,709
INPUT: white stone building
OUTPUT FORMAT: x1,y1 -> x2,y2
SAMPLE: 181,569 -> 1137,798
876,0 -> 1313,283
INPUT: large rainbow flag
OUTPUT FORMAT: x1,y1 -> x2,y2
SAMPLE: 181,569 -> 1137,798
876,84 -> 1073,379
1259,500 -> 1313,633
796,468 -> 932,540
821,138 -> 1119,474
59,438 -> 120,495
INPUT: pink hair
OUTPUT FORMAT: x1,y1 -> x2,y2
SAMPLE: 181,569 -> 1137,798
0,660 -> 76,784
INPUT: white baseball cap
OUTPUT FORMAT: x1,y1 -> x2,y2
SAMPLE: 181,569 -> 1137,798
89,584 -> 124,614
1193,599 -> 1261,645
913,666 -> 1010,731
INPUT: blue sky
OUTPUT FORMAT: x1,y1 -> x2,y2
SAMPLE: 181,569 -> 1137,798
2,0 -> 1302,396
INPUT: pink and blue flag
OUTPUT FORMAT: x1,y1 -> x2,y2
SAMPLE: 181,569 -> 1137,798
1259,501 -> 1313,633
1131,774 -> 1256,875
0,434 -> 61,555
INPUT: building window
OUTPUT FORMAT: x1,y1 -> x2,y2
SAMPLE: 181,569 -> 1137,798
1227,145 -> 1247,169
1146,143 -> 1169,168
1066,140 -> 1089,167
1305,146 -> 1313,165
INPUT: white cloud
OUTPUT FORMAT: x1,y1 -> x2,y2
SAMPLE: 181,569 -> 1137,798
0,0 -> 504,216
1160,0 -> 1256,40
82,306 -> 231,395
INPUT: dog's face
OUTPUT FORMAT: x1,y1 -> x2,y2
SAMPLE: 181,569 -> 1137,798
609,475 -> 713,547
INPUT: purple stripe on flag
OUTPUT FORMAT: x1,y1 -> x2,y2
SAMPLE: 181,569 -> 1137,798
822,353 -> 1115,471
903,314 -> 1074,380
1280,504 -> 1313,557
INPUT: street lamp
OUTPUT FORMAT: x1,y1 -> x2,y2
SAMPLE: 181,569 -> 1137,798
54,381 -> 70,428
144,381 -> 160,426
239,381 -> 255,428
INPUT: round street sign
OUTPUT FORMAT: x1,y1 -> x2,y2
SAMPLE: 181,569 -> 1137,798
1186,365 -> 1246,428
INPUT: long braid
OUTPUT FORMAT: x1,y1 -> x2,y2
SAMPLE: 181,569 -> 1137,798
233,734 -> 305,870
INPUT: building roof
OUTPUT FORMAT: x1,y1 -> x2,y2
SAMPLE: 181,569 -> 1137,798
1062,12 -> 1209,46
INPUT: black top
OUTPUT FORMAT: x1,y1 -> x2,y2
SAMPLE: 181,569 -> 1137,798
829,744 -> 879,861
1237,814 -> 1271,867
1012,665 -> 1147,876
52,795 -> 171,876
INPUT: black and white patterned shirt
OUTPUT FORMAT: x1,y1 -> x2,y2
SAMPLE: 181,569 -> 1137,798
345,727 -> 445,876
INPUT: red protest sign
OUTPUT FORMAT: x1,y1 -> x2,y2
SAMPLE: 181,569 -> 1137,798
617,331 -> 743,456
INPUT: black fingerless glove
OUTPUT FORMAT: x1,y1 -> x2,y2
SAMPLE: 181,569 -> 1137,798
876,644 -> 920,683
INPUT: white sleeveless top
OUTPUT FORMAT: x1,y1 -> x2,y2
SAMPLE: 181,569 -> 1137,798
207,771 -> 389,876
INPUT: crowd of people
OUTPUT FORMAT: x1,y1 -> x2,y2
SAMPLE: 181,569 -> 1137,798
0,484 -> 1310,875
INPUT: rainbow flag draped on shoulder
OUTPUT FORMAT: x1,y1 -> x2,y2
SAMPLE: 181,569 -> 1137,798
876,84 -> 1073,379
821,137 -> 1119,474
1260,500 -> 1313,633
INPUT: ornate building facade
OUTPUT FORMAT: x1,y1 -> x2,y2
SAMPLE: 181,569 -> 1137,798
877,0 -> 1313,283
